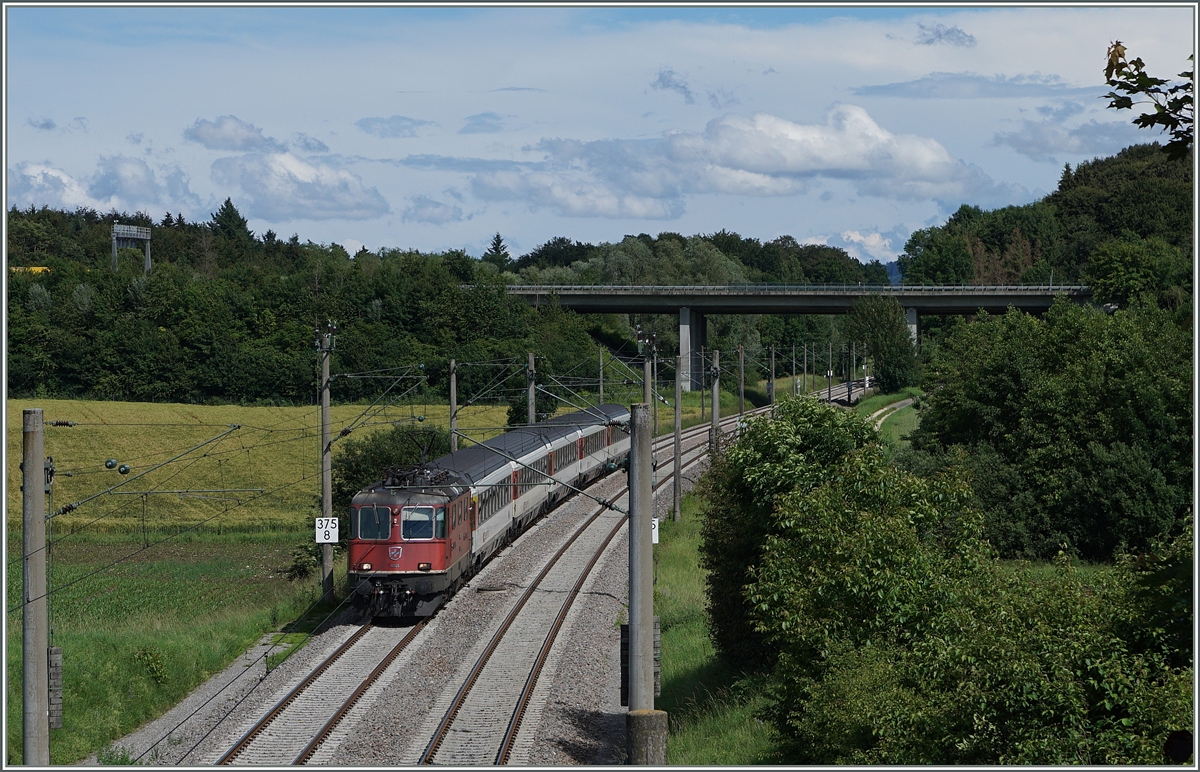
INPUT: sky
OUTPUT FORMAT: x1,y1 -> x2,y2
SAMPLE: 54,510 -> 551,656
5,3 -> 1196,263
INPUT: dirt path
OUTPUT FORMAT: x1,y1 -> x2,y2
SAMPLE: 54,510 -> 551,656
869,398 -> 914,430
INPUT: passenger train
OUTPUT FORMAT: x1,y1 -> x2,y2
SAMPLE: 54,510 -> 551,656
348,405 -> 632,617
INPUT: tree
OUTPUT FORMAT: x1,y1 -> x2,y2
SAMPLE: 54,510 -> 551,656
1104,41 -> 1194,161
211,198 -> 253,242
843,295 -> 916,393
481,232 -> 511,271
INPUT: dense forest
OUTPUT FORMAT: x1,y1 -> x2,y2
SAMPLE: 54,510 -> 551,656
5,200 -> 888,405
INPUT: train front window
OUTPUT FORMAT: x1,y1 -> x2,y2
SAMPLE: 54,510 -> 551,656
356,505 -> 391,540
402,506 -> 435,540
435,507 -> 446,538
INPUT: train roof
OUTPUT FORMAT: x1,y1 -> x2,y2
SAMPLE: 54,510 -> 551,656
426,403 -> 630,486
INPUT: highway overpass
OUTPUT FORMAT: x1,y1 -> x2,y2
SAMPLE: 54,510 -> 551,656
505,283 -> 1092,390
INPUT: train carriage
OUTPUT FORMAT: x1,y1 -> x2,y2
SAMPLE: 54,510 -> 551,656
348,405 -> 630,617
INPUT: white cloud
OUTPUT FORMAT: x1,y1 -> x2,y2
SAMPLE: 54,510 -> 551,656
400,195 -> 464,224
356,115 -> 434,138
914,23 -> 976,47
8,161 -> 100,210
184,115 -> 284,151
459,112 -> 507,134
992,118 -> 1146,162
472,105 -> 1026,219
210,152 -> 390,221
839,230 -> 894,261
292,133 -> 330,153
651,69 -> 696,105
88,155 -> 163,202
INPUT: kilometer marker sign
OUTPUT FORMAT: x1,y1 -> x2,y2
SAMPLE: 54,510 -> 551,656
315,517 -> 338,543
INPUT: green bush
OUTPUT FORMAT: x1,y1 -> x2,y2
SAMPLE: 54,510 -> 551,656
701,399 -> 1192,763
696,397 -> 878,665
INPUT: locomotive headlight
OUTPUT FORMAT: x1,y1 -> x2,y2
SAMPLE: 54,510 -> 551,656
359,563 -> 372,571
418,562 -> 432,571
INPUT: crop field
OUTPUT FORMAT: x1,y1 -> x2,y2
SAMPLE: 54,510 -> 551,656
6,398 -> 512,536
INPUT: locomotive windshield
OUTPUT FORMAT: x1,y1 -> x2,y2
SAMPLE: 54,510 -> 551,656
402,506 -> 447,540
354,505 -> 391,540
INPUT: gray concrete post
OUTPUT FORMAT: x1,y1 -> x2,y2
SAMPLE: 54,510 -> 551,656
599,350 -> 604,404
320,331 -> 334,600
770,345 -> 775,405
628,404 -> 654,712
527,352 -> 536,425
673,355 -> 682,522
626,709 -> 668,765
827,340 -> 833,402
737,345 -> 745,417
449,359 -> 457,452
710,350 -> 720,449
643,355 -> 652,407
23,408 -> 50,766
699,346 -> 705,421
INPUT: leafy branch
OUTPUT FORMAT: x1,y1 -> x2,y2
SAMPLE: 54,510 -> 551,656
1103,41 -> 1193,161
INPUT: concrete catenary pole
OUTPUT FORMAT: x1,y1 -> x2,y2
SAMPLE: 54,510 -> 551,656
319,325 -> 335,600
848,343 -> 855,404
770,345 -> 776,405
527,352 -> 536,426
792,344 -> 796,397
673,355 -> 682,523
737,345 -> 745,417
599,350 -> 604,405
643,351 -> 652,407
710,350 -> 720,450
827,341 -> 833,403
628,399 -> 667,763
449,359 -> 458,453
699,346 -> 706,422
23,408 -> 50,766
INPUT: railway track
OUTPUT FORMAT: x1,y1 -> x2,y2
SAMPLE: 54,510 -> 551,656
417,410 -> 760,766
213,406 -> 764,767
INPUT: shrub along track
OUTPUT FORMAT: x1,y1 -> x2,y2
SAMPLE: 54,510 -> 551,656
203,407 -> 762,766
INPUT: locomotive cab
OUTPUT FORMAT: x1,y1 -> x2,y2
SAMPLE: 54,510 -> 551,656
348,470 -> 469,618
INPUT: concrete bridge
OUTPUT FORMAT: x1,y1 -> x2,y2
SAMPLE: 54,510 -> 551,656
506,283 -> 1091,390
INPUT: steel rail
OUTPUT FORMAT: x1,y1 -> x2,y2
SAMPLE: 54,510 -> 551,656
216,622 -> 374,765
292,618 -> 430,764
422,407 -> 761,765
494,434 -> 720,764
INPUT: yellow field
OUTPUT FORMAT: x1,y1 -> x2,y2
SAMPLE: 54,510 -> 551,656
6,399 -> 510,534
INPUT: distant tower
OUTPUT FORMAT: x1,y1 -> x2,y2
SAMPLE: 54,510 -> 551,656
112,223 -> 152,274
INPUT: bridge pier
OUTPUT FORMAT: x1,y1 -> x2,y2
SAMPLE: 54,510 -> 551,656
905,307 -> 919,345
678,307 -> 706,391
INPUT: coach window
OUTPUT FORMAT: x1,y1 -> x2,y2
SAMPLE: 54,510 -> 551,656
356,505 -> 390,541
402,506 -> 435,540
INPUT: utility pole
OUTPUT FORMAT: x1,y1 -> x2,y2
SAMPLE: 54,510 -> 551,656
318,323 -> 336,601
652,346 -> 658,436
599,350 -> 604,405
710,350 -> 720,450
827,340 -> 833,403
23,409 -> 50,766
803,343 -> 808,396
449,359 -> 457,452
770,345 -> 776,406
527,352 -> 536,426
848,343 -> 855,404
627,402 -> 666,763
673,355 -> 682,522
737,345 -> 745,417
643,348 -> 652,407
792,344 -> 796,397
699,345 -> 706,422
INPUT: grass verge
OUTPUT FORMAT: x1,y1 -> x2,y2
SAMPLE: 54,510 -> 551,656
879,405 -> 921,449
854,386 -> 923,417
654,494 -> 782,764
6,530 -> 339,765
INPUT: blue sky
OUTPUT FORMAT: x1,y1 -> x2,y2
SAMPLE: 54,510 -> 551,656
6,4 -> 1195,262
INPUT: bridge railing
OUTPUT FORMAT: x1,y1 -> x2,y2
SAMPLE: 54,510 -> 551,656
505,283 -> 1090,294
